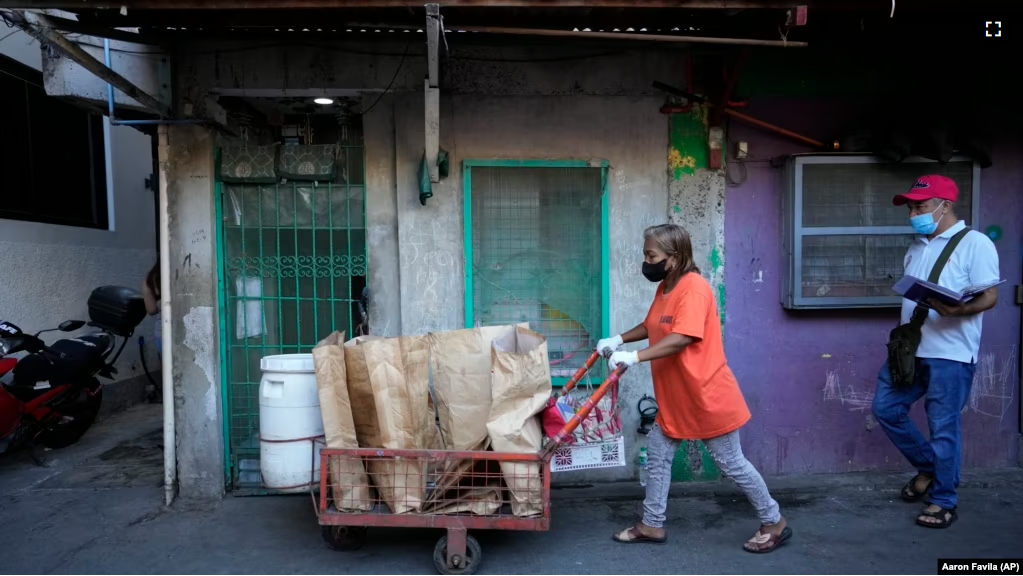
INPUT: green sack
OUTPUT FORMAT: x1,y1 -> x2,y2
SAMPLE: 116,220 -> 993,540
417,148 -> 449,206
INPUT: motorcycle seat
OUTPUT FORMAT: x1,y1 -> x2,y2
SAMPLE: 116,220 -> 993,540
10,333 -> 114,395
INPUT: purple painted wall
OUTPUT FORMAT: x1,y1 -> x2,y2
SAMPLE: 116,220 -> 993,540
725,97 -> 1022,475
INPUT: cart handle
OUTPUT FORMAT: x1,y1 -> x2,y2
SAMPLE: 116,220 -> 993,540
540,364 -> 627,462
558,350 -> 601,396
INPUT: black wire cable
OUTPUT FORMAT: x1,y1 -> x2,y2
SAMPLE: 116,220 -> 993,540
357,42 -> 408,117
637,395 -> 658,435
138,336 -> 162,404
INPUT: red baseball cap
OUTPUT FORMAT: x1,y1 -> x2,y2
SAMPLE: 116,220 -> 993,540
893,175 -> 959,206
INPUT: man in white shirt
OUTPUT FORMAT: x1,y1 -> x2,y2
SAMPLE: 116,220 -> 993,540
872,175 -> 1000,530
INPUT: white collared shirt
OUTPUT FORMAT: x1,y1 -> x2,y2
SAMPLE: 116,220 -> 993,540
901,220 -> 1001,364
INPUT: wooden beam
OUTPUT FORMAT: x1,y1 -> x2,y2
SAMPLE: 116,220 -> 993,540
453,25 -> 808,46
22,11 -> 165,45
5,10 -> 173,116
424,3 -> 440,183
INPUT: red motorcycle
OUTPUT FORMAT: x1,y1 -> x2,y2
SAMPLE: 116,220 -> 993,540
0,286 -> 146,459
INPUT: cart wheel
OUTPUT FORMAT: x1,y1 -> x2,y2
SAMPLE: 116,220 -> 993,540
321,525 -> 367,551
432,534 -> 481,575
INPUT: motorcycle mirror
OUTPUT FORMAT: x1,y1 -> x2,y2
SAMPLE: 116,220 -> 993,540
59,320 -> 86,332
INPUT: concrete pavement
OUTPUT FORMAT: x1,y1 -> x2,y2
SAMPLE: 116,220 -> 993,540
2,404 -> 1021,575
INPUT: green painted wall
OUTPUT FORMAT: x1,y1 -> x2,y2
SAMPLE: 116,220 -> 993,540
668,109 -> 709,178
665,107 -> 723,482
671,439 -> 722,482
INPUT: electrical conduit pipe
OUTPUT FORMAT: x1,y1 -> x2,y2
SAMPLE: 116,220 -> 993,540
104,39 -> 202,126
103,39 -> 205,506
157,127 -> 175,507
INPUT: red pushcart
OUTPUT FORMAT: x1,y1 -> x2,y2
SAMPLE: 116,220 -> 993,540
315,351 -> 623,575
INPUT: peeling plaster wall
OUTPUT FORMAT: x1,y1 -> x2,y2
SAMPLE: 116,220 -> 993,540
362,93 -> 403,338
166,125 -> 225,500
0,30 -> 159,403
665,106 -> 727,481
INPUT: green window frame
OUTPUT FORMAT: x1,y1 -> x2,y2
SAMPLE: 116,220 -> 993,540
462,159 -> 611,387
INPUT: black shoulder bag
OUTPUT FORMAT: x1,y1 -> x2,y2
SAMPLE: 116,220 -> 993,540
886,227 -> 970,388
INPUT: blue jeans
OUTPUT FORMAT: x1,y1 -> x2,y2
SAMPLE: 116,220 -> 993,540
872,358 -> 976,510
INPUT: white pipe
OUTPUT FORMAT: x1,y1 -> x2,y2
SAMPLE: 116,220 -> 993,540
159,124 -> 176,507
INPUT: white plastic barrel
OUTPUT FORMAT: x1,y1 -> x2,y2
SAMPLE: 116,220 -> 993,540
258,353 -> 323,493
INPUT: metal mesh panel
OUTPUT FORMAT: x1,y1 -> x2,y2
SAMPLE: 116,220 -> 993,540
319,448 -> 548,520
218,132 -> 366,489
802,161 -> 974,228
469,167 -> 603,382
798,159 -> 975,304
801,234 -> 913,299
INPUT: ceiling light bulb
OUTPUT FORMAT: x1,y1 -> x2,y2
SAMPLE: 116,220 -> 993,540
314,97 -> 334,105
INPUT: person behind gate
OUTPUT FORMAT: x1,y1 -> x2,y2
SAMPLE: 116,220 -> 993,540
597,223 -> 791,554
872,175 -> 1000,529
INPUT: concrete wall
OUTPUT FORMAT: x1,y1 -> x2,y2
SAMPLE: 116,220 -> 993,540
164,125 -> 225,500
174,41 -> 687,485
355,45 -> 680,483
0,30 -> 159,407
41,34 -> 170,113
378,92 -> 670,483
724,97 -> 1022,475
180,39 -> 681,103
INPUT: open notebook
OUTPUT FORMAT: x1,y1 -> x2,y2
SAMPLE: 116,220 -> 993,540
893,276 -> 1006,307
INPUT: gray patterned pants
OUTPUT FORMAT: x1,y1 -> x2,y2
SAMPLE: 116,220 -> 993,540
642,423 -> 782,528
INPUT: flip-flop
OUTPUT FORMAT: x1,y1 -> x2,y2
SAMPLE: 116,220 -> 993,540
916,507 -> 958,529
901,474 -> 933,502
612,526 -> 667,545
743,526 -> 792,554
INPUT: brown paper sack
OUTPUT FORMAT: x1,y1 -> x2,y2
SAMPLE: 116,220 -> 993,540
421,459 -> 503,516
487,326 -> 552,517
428,484 -> 503,516
428,324 -> 528,450
343,335 -> 384,448
312,331 -> 373,512
344,335 -> 440,514
422,324 -> 529,513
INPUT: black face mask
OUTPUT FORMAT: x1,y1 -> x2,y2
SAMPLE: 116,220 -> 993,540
642,259 -> 669,283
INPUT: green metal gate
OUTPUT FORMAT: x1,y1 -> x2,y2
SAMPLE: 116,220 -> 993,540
215,137 -> 367,490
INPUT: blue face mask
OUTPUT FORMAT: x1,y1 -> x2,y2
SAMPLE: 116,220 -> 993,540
910,202 -> 945,236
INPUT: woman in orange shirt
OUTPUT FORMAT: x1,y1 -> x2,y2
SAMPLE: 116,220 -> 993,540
598,224 -> 791,553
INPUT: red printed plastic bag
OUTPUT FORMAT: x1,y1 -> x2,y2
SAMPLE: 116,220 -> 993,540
542,387 -> 621,445
542,395 -> 575,441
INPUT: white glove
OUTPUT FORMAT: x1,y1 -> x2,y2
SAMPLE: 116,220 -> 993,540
608,350 -> 639,371
596,334 -> 624,357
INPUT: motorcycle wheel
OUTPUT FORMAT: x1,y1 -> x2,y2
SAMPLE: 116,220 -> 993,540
40,386 -> 103,450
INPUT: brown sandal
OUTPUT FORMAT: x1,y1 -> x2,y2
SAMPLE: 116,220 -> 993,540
901,474 -> 933,502
612,525 -> 667,545
743,526 -> 792,554
916,506 -> 958,529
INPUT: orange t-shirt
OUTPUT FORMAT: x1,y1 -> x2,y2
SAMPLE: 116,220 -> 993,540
643,272 -> 751,440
